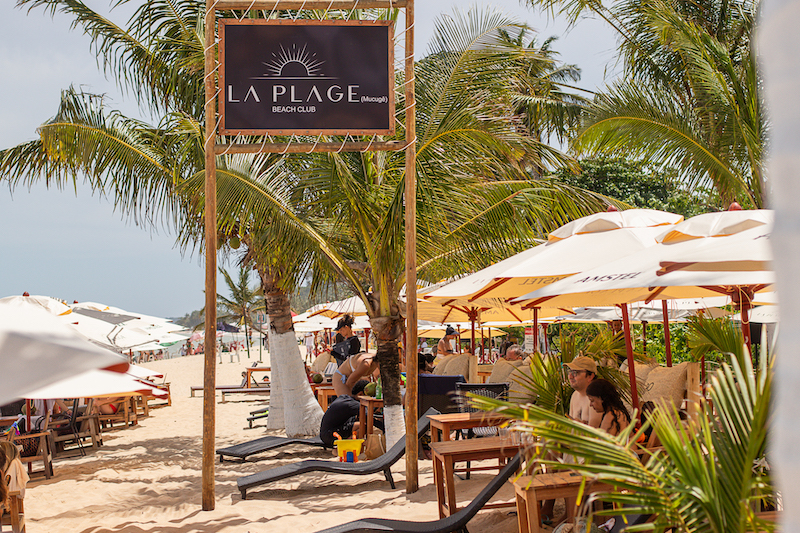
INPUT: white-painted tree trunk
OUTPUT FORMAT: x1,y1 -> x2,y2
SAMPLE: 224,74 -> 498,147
267,329 -> 324,437
758,3 -> 800,529
383,404 -> 405,449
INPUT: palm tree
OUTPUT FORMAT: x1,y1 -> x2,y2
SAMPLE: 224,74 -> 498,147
522,0 -> 765,208
216,265 -> 265,360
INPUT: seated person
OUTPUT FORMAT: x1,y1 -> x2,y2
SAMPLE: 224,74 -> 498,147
0,440 -> 29,512
586,378 -> 632,437
332,351 -> 378,397
437,327 -> 458,356
92,397 -> 126,415
419,353 -> 435,375
319,380 -> 373,448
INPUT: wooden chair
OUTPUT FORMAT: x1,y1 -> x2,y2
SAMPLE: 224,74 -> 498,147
51,400 -> 103,453
98,398 -> 137,429
12,430 -> 53,480
0,489 -> 25,533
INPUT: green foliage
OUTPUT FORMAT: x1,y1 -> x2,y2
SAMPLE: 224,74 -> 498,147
172,309 -> 203,329
686,315 -> 746,366
552,157 -> 713,218
472,349 -> 775,533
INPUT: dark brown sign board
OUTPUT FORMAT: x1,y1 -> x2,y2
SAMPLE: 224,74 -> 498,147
219,19 -> 395,136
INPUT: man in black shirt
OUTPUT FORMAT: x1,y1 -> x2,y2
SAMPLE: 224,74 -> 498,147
319,380 -> 370,447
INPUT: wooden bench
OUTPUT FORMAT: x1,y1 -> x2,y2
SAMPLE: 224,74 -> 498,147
190,384 -> 249,397
221,387 -> 271,402
98,397 -> 137,429
51,412 -> 103,452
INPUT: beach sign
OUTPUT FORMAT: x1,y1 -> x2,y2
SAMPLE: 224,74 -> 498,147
219,20 -> 395,136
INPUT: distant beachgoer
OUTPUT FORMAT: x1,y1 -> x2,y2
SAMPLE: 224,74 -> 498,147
586,378 -> 631,436
437,326 -> 458,356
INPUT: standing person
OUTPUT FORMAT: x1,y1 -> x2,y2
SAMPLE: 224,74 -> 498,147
331,314 -> 361,366
564,356 -> 603,428
437,326 -> 458,356
586,379 -> 632,437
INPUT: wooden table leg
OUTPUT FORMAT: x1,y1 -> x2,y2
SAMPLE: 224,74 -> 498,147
444,455 -> 457,517
515,485 -> 531,533
441,422 -> 452,441
366,404 -> 375,437
358,403 -> 366,439
433,453 -> 447,519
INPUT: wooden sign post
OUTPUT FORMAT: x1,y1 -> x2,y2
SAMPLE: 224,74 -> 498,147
202,0 -> 417,510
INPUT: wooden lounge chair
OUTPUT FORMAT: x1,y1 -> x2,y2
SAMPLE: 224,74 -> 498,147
312,452 -> 522,533
237,408 -> 441,499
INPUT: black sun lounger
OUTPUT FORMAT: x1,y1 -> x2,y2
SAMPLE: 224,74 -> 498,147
312,452 -> 522,533
218,435 -> 327,463
237,407 -> 440,499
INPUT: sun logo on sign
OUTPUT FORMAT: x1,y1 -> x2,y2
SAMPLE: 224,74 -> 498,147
264,44 -> 325,78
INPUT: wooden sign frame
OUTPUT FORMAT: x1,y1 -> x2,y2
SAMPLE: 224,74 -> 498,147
202,0 -> 418,511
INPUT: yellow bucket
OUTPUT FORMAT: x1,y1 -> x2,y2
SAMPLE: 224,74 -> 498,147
334,438 -> 364,462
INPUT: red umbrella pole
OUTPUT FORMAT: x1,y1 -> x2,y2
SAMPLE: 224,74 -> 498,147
741,304 -> 752,354
642,321 -> 648,357
662,300 -> 673,367
533,307 -> 539,353
620,303 -> 640,412
364,328 -> 370,351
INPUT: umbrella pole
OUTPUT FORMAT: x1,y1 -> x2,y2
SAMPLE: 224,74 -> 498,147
533,307 -> 539,353
641,321 -> 647,357
542,323 -> 549,354
365,327 -> 370,351
470,314 -> 476,356
662,300 -> 673,367
620,303 -> 640,413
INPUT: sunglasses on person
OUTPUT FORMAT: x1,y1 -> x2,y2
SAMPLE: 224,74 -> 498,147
567,369 -> 587,377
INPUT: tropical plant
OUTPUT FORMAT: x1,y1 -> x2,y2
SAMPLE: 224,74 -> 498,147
215,265 -> 265,359
514,328 -> 634,416
524,0 -> 766,208
473,349 -> 775,533
686,314 -> 746,365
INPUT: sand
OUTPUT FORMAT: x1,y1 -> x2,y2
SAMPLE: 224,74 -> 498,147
22,350 -> 526,533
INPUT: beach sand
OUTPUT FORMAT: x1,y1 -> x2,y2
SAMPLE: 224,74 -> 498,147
22,351 -> 527,533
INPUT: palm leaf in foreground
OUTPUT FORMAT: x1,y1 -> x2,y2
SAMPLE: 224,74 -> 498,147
471,349 -> 774,533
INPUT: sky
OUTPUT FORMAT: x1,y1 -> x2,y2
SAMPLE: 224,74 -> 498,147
0,1 -> 617,318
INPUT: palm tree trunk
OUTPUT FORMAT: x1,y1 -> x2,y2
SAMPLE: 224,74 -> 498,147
243,319 -> 251,359
370,314 -> 405,447
259,268 -> 323,437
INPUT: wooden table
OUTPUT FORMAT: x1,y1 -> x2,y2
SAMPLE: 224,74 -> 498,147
428,411 -> 506,443
356,395 -> 383,439
245,366 -> 271,388
431,436 -> 520,518
477,371 -> 492,383
315,386 -> 337,411
514,473 -> 613,533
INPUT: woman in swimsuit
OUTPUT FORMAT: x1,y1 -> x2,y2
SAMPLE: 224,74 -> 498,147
332,351 -> 378,396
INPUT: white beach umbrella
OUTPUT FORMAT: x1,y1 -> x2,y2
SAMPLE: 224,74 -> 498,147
126,364 -> 165,380
514,212 -> 773,309
422,209 -> 683,304
0,297 -> 129,405
24,368 -> 167,399
308,296 -> 369,318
